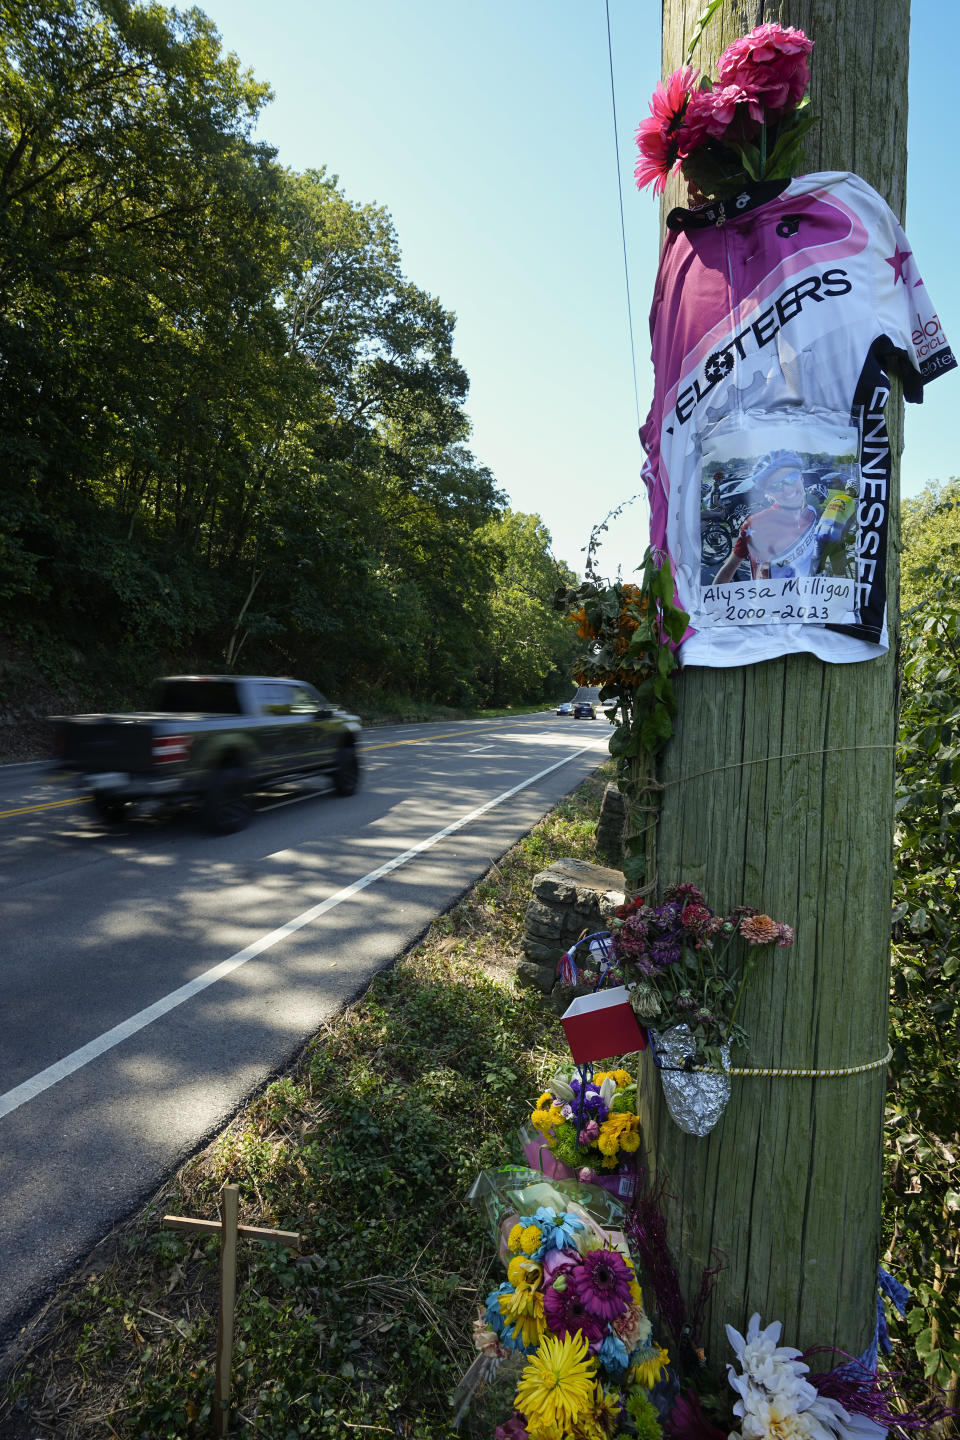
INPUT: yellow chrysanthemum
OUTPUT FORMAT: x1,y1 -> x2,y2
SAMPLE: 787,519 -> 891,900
538,1091 -> 554,1108
629,1278 -> 644,1307
592,1383 -> 623,1433
619,1128 -> 641,1153
499,1283 -> 546,1349
519,1224 -> 542,1255
611,1069 -> 632,1088
515,1331 -> 597,1433
629,1344 -> 670,1389
507,1223 -> 525,1253
531,1107 -> 553,1132
507,1254 -> 542,1290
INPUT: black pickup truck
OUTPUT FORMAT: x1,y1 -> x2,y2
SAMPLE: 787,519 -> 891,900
51,675 -> 361,833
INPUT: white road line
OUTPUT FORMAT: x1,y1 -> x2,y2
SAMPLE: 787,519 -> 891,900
0,742 -> 603,1121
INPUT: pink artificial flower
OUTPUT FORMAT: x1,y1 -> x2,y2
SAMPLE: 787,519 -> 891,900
578,1119 -> 600,1145
635,65 -> 700,194
578,1165 -> 596,1183
717,22 -> 813,119
701,83 -> 764,139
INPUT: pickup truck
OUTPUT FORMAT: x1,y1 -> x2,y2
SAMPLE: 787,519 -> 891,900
51,675 -> 361,833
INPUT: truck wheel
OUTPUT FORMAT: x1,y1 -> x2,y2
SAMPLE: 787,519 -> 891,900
202,766 -> 252,834
333,745 -> 359,796
92,794 -> 132,824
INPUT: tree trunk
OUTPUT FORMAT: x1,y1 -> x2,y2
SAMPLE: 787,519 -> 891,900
640,0 -> 908,1372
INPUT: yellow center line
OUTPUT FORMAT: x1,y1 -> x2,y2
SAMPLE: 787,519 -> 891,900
362,721 -> 538,751
0,796 -> 86,819
1,718 -> 563,817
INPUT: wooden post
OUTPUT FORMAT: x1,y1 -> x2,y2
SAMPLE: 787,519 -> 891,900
640,0 -> 908,1373
163,1185 -> 302,1437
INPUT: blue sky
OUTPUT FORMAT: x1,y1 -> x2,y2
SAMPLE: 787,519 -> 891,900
176,1 -> 957,579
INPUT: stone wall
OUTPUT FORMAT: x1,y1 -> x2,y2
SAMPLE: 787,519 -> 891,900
594,783 -> 625,867
519,857 -> 624,1011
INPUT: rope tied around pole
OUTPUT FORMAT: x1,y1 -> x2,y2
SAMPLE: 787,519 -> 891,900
653,1046 -> 893,1078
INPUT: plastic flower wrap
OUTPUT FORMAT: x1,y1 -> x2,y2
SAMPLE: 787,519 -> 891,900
482,1205 -> 669,1438
635,22 -> 817,201
529,1068 -> 640,1176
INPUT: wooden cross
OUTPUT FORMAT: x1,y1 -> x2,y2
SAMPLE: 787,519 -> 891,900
162,1183 -> 302,1437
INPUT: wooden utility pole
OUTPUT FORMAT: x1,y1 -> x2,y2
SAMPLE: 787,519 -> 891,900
639,0 -> 909,1372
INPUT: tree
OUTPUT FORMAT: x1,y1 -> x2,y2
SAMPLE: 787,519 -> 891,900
886,481 -> 960,1403
638,0 -> 910,1376
475,511 -> 579,707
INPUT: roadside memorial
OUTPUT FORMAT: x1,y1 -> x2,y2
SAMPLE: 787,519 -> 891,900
456,1167 -> 669,1436
541,8 -> 959,1411
635,27 -> 955,671
162,1185 -> 301,1437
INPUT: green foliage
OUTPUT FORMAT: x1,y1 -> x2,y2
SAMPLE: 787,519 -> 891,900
0,1 -> 574,715
885,480 -> 960,1405
555,545 -> 688,891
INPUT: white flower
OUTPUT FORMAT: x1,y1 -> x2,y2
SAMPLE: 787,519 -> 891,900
726,1315 -> 886,1440
548,1071 -> 575,1104
599,1076 -> 618,1105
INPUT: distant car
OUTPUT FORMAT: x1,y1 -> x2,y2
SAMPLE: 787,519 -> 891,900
573,700 -> 596,719
556,700 -> 574,717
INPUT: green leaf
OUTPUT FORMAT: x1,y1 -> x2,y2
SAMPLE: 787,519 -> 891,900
684,0 -> 725,63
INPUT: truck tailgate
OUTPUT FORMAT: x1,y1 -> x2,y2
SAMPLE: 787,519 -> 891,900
56,718 -> 155,773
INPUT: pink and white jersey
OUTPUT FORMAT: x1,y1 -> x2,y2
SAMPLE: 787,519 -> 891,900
640,171 -> 955,667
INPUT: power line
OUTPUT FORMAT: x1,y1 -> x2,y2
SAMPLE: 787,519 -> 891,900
604,0 -> 642,436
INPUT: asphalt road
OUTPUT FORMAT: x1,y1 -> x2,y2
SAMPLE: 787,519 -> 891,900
0,712 -> 608,1353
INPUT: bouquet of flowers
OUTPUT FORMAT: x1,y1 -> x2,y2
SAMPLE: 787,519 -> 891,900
529,1068 -> 641,1180
634,22 -> 817,200
610,883 -> 793,1071
476,1204 -> 669,1439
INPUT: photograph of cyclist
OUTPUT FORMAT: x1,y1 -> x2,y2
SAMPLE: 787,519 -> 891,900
714,449 -> 821,583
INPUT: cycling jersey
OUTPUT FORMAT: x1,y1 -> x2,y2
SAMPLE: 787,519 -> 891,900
640,171 -> 955,667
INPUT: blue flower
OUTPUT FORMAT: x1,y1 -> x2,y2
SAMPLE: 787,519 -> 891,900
597,1331 -> 630,1376
537,1209 -> 585,1253
484,1283 -> 510,1334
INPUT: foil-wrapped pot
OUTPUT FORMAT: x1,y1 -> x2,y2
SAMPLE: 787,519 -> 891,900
650,1024 -> 730,1138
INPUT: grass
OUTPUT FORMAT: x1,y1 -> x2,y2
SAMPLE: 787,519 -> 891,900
0,764 -> 614,1439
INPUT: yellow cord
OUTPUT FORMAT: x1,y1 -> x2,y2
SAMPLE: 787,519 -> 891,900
672,1046 -> 893,1078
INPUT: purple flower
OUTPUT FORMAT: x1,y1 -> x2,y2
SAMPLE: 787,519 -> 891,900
569,1248 -> 633,1321
650,938 -> 682,967
666,1390 -> 726,1440
495,1417 -> 531,1440
569,1079 -> 609,1122
543,1275 -> 606,1345
664,882 -> 706,907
